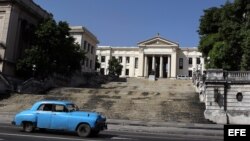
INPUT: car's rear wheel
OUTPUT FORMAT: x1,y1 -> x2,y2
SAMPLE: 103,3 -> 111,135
77,124 -> 91,137
23,122 -> 34,132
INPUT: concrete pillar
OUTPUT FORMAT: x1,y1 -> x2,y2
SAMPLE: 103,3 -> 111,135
160,56 -> 163,78
168,55 -> 171,78
144,55 -> 148,77
152,55 -> 155,71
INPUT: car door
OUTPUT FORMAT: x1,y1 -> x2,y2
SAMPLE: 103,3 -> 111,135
50,104 -> 69,130
36,104 -> 53,129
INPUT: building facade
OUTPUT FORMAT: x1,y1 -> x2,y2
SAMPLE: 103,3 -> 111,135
96,36 -> 205,78
69,26 -> 99,73
0,0 -> 50,76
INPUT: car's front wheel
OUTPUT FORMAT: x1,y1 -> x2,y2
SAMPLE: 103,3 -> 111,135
22,122 -> 34,132
77,123 -> 91,137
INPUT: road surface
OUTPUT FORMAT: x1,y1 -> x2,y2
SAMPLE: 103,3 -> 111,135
0,123 -> 223,141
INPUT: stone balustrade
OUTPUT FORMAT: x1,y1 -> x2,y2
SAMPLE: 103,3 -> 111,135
193,69 -> 250,124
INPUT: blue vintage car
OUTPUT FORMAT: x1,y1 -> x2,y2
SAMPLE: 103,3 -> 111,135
12,100 -> 107,137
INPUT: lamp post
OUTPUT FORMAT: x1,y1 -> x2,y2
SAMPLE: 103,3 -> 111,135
32,64 -> 36,77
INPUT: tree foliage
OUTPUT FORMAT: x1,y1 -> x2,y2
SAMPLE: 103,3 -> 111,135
198,0 -> 250,70
16,18 -> 84,79
108,58 -> 123,76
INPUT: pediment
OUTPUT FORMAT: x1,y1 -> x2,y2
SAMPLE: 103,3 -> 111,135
138,36 -> 178,47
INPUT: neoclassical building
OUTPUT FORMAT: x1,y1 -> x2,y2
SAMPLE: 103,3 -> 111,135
0,0 -> 50,76
96,35 -> 205,78
69,26 -> 99,73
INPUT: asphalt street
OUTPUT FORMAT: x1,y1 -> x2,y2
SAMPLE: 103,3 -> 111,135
0,123 -> 223,141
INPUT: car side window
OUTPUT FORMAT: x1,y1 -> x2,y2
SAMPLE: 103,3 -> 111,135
53,105 -> 68,112
37,104 -> 53,111
53,104 -> 68,112
37,104 -> 44,111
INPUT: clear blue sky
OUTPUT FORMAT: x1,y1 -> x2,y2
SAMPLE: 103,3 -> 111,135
34,0 -> 228,47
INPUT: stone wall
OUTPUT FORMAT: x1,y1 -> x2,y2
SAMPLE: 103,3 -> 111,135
194,70 -> 250,124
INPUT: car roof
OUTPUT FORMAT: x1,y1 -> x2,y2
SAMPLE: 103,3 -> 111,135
36,100 -> 74,105
30,100 -> 75,111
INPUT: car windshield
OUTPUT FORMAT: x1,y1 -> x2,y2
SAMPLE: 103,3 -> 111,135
66,104 -> 79,112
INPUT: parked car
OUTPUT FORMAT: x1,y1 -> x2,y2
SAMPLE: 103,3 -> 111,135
11,100 -> 107,137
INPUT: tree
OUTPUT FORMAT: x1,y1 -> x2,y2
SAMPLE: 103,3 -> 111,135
95,58 -> 100,71
108,58 -> 123,76
16,18 -> 84,79
198,0 -> 250,70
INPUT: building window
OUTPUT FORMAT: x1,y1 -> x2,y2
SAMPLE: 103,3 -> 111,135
84,41 -> 87,50
119,56 -> 122,63
126,69 -> 129,76
188,70 -> 192,77
90,60 -> 92,69
135,58 -> 138,68
197,58 -> 200,64
126,57 -> 130,63
179,58 -> 183,69
87,43 -> 90,52
100,68 -> 105,75
189,58 -> 192,65
91,46 -> 94,54
101,56 -> 105,62
86,58 -> 89,67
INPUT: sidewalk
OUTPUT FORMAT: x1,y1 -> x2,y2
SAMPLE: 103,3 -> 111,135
0,112 -> 223,137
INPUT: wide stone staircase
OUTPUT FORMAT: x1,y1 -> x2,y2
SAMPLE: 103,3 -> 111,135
0,78 -> 211,123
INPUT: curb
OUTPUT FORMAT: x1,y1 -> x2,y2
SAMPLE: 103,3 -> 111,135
107,119 -> 223,130
107,124 -> 223,137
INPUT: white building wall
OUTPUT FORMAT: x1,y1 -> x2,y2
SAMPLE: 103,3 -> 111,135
130,56 -> 135,77
96,47 -> 140,77
171,52 -> 177,78
70,26 -> 99,73
177,49 -> 203,77
72,34 -> 83,49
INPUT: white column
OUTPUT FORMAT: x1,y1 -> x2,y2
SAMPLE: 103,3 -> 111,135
152,56 -> 155,71
138,49 -> 144,77
171,51 -> 177,78
144,56 -> 148,77
168,55 -> 171,78
160,56 -> 163,78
